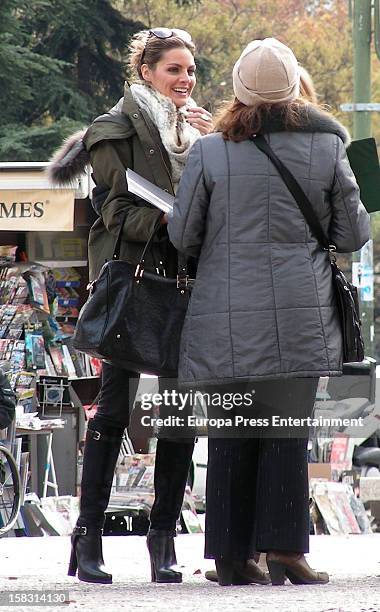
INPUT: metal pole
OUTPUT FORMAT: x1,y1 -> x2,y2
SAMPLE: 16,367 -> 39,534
353,0 -> 372,139
352,0 -> 374,357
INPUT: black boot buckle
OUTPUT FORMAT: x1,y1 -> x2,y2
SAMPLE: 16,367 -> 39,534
87,428 -> 125,443
73,526 -> 104,536
89,430 -> 101,441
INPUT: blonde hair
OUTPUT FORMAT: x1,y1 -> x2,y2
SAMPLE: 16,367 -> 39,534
299,66 -> 318,104
127,30 -> 196,81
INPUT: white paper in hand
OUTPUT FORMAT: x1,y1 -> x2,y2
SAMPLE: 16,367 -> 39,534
126,169 -> 174,216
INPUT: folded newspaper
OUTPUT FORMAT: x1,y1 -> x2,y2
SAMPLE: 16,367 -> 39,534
126,169 -> 174,215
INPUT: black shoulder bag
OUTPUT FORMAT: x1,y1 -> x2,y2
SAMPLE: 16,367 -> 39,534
73,215 -> 192,376
251,134 -> 364,364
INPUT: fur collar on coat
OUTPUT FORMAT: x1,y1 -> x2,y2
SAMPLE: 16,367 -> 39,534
257,104 -> 350,146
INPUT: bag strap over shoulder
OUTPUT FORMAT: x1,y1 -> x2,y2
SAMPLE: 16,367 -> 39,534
112,211 -> 163,261
251,134 -> 332,251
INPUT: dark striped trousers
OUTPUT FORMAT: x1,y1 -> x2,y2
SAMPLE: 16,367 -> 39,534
204,378 -> 318,560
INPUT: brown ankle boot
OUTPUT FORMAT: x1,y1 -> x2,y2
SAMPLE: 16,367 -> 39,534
266,551 -> 329,586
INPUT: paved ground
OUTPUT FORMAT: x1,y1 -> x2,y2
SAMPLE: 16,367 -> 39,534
0,534 -> 380,612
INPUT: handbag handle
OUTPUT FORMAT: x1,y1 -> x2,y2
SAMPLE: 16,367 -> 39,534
135,217 -> 189,286
112,211 -> 164,261
250,134 -> 334,253
112,211 -> 189,285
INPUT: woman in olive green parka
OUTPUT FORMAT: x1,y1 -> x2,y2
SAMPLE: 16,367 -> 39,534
50,28 -> 214,586
84,82 -> 178,281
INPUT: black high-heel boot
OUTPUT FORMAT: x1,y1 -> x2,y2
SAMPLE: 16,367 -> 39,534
215,560 -> 234,586
148,439 -> 194,583
205,557 -> 270,585
68,422 -> 124,584
150,439 -> 195,530
147,529 -> 182,583
68,526 -> 112,584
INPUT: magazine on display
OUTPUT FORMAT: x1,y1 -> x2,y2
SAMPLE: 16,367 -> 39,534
310,480 -> 367,535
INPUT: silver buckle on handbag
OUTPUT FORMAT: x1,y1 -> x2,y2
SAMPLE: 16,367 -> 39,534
327,244 -> 337,262
135,262 -> 145,282
177,274 -> 189,290
156,260 -> 166,277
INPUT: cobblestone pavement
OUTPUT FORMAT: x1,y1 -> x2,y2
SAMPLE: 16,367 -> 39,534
0,534 -> 379,612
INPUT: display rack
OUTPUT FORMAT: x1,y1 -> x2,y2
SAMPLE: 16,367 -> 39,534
0,164 -> 100,510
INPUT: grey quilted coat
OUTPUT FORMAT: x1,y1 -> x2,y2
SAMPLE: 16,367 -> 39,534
168,108 -> 370,386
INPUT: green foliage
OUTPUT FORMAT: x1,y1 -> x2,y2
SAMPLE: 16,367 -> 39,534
0,0 -> 64,126
0,0 -> 145,161
21,0 -> 145,112
0,118 -> 85,161
3,0 -> 380,161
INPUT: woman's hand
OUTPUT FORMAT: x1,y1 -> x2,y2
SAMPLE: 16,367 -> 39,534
185,107 -> 214,135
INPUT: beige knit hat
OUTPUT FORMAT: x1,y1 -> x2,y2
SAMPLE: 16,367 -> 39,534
232,38 -> 300,106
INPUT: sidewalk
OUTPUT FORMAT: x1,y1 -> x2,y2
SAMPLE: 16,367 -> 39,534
0,534 -> 379,612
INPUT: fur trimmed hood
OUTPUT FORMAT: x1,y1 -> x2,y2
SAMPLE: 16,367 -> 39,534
46,95 -> 130,185
47,129 -> 89,185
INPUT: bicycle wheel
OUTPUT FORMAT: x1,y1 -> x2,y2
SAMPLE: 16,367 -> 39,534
0,445 -> 21,536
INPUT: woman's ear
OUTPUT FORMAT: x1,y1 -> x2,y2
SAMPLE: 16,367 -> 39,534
140,64 -> 151,82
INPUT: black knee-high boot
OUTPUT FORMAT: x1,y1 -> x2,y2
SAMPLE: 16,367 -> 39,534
147,439 -> 195,583
68,419 -> 124,584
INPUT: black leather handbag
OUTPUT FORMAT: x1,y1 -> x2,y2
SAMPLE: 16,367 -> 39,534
252,134 -> 364,364
73,216 -> 192,376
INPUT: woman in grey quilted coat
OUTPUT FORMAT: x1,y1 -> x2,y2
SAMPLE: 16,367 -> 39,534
168,39 -> 370,586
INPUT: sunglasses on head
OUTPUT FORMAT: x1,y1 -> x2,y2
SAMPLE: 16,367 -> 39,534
141,28 -> 192,63
147,28 -> 192,44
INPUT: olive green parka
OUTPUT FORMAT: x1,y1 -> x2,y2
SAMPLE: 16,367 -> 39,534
49,82 -> 193,280
84,82 -> 179,281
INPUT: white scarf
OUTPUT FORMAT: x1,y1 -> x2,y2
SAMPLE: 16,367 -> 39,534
130,83 -> 201,190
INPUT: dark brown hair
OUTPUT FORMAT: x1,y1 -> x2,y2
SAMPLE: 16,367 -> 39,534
127,30 -> 196,80
214,97 -> 328,142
